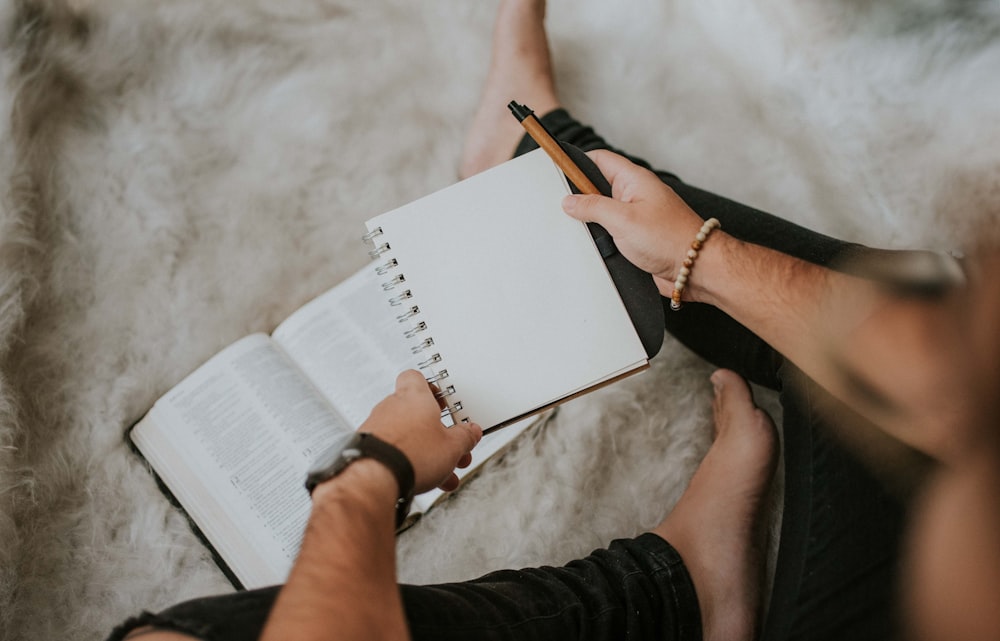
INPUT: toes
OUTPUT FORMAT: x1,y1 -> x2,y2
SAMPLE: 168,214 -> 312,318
710,370 -> 779,480
710,369 -> 758,432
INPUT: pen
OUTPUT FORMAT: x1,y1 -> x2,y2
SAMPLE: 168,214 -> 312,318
507,101 -> 601,196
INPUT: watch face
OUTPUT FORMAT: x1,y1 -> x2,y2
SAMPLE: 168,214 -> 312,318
340,447 -> 362,464
308,431 -> 360,475
304,432 -> 415,528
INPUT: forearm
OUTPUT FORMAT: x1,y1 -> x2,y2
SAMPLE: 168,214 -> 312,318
689,232 -> 881,400
261,461 -> 410,641
564,151 -> 964,457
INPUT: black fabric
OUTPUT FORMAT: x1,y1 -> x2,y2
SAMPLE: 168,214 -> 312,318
521,108 -> 908,641
107,535 -> 701,641
401,534 -> 702,641
105,588 -> 280,641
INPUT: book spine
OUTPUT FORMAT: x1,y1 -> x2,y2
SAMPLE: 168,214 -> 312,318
364,227 -> 466,423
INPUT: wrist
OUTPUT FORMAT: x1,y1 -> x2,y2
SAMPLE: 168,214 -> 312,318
305,431 -> 416,528
311,459 -> 399,513
677,228 -> 737,307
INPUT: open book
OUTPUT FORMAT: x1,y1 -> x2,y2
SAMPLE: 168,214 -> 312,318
130,148 -> 651,589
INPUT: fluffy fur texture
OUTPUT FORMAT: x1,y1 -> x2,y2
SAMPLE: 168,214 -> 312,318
0,0 -> 997,639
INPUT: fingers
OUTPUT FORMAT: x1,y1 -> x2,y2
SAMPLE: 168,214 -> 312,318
429,382 -> 448,411
440,421 -> 481,469
562,192 -> 630,230
395,369 -> 429,394
397,369 -> 447,411
449,421 -> 483,455
384,373 -> 484,490
438,473 -> 460,492
560,150 -> 654,231
436,444 -> 477,492
585,149 -> 644,187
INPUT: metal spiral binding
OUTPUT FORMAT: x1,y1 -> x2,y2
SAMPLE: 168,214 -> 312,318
368,242 -> 391,258
440,401 -> 463,418
365,226 -> 463,422
396,306 -> 420,322
388,290 -> 412,306
411,337 -> 435,354
417,353 -> 441,369
404,322 -> 427,338
426,370 -> 449,384
376,258 -> 398,275
434,385 -> 456,398
382,274 -> 406,290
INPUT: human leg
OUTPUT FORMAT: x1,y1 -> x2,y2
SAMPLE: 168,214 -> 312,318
105,588 -> 280,641
404,368 -> 777,641
110,368 -> 779,641
519,110 -> 909,641
529,110 -> 910,641
463,2 -> 908,640
401,534 -> 701,641
460,0 -> 559,180
652,370 -> 779,641
763,370 -> 906,641
106,537 -> 698,641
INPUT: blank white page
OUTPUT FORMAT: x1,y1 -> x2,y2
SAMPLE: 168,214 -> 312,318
366,149 -> 648,430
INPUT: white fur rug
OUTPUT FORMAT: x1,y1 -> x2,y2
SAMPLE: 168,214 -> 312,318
1,1 -> 997,639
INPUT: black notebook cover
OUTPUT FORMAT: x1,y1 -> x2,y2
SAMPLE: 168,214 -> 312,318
560,143 -> 664,359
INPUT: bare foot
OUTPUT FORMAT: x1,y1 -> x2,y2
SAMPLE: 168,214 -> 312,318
653,369 -> 778,641
459,0 -> 561,179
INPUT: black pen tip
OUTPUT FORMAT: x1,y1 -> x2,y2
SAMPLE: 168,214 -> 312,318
507,101 -> 533,122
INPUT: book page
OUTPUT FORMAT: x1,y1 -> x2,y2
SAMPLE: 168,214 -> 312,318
272,267 -> 420,428
132,333 -> 354,588
365,148 -> 649,431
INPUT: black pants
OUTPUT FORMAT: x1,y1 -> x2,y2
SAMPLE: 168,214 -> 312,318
108,109 -> 905,641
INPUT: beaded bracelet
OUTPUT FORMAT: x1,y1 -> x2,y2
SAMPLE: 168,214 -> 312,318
670,217 -> 721,311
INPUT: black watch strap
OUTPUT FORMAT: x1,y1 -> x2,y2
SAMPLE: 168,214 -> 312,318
305,432 -> 416,529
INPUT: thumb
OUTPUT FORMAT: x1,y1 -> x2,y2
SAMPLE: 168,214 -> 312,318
562,193 -> 629,228
395,369 -> 428,394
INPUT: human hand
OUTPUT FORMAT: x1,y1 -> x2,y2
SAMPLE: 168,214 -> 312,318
562,150 -> 708,297
359,370 -> 482,494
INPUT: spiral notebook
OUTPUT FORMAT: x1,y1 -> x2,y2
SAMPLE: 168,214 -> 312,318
364,147 -> 650,433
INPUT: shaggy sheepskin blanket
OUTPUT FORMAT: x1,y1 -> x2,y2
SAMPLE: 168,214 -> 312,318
0,0 -> 997,639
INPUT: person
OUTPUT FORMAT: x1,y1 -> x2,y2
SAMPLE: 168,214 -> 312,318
110,1 -> 998,640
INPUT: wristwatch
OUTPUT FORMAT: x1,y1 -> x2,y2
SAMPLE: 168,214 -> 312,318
305,431 -> 415,529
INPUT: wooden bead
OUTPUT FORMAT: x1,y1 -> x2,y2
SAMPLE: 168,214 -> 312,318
670,218 -> 720,312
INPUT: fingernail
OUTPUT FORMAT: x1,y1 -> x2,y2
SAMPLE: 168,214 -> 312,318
562,195 -> 578,212
710,371 -> 723,394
